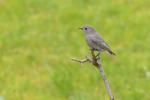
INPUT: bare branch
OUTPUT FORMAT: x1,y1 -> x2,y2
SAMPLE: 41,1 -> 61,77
70,58 -> 89,64
97,61 -> 114,100
70,55 -> 93,64
91,51 -> 114,100
71,50 -> 114,100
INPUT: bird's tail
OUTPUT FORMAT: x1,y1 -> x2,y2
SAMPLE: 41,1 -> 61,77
108,50 -> 116,55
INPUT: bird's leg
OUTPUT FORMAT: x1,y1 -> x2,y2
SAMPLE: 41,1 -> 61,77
96,52 -> 100,58
95,52 -> 100,61
91,50 -> 95,57
91,50 -> 98,66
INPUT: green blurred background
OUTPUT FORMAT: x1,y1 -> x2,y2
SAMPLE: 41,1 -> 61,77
0,0 -> 150,100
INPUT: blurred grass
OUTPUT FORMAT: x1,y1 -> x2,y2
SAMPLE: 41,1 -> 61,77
0,0 -> 150,100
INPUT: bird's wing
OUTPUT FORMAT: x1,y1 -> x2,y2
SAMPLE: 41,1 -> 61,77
92,34 -> 115,54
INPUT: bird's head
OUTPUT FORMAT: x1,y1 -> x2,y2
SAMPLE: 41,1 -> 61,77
79,25 -> 96,34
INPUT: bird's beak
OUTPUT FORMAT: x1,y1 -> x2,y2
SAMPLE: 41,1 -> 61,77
79,27 -> 83,30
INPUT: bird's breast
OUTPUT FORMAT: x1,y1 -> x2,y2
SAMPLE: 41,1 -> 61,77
85,35 -> 95,48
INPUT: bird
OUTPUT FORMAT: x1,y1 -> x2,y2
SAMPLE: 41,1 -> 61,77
79,25 -> 115,55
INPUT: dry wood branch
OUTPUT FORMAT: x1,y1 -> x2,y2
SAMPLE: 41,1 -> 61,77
71,51 -> 114,100
70,56 -> 92,64
97,61 -> 114,100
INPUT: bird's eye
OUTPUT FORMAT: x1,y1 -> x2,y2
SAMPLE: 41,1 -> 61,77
85,27 -> 87,30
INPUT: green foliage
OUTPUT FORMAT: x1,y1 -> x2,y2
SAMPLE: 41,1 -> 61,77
0,0 -> 150,100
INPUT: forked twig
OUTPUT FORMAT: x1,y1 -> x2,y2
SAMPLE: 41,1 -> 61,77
70,56 -> 91,64
71,51 -> 114,100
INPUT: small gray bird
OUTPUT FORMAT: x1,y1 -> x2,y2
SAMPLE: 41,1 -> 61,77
79,25 -> 115,55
